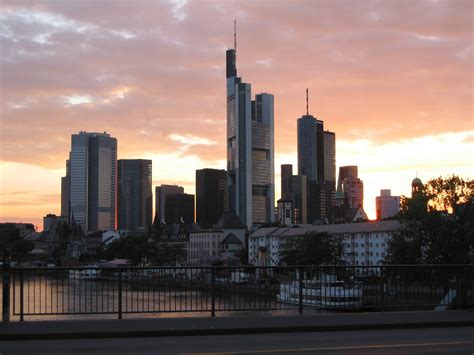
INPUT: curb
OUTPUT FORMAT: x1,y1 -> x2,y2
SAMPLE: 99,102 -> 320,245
2,320 -> 473,341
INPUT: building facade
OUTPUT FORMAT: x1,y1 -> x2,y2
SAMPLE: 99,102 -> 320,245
248,220 -> 400,267
297,114 -> 335,223
226,44 -> 274,229
155,185 -> 184,223
117,159 -> 152,231
68,131 -> 117,232
280,164 -> 293,200
196,168 -> 227,228
376,189 -> 400,220
165,193 -> 195,224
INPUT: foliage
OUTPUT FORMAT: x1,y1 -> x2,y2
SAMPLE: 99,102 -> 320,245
100,235 -> 186,265
280,231 -> 344,265
0,224 -> 35,260
387,175 -> 474,264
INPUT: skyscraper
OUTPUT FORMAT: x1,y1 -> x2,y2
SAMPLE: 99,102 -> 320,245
165,193 -> 195,224
226,33 -> 274,228
337,166 -> 358,194
251,93 -> 275,224
338,166 -> 364,209
376,189 -> 400,220
297,103 -> 336,223
68,131 -> 117,232
60,159 -> 70,218
280,164 -> 293,200
117,159 -> 152,231
155,185 -> 184,223
196,168 -> 227,228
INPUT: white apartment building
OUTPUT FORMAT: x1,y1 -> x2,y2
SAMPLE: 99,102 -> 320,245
188,228 -> 246,265
248,220 -> 400,267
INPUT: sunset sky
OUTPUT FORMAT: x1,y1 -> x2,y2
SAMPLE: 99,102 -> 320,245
0,0 -> 473,230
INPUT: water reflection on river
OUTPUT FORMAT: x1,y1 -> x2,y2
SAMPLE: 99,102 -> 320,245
3,276 -> 316,321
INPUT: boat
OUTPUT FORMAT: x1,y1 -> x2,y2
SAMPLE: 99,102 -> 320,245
68,266 -> 101,280
277,276 -> 363,310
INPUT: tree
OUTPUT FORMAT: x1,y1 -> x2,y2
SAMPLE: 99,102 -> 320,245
280,231 -> 344,265
387,175 -> 473,264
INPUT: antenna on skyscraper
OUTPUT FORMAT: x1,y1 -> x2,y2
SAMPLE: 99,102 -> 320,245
234,19 -> 237,53
306,88 -> 309,115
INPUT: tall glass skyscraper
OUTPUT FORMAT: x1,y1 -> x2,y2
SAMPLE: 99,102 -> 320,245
117,159 -> 152,231
226,44 -> 274,228
68,131 -> 117,232
297,113 -> 336,223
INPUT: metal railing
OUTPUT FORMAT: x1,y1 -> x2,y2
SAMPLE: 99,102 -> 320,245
2,264 -> 473,321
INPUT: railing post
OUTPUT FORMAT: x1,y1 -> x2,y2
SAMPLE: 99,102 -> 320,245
2,261 -> 10,322
298,266 -> 303,315
211,268 -> 216,317
118,269 -> 123,320
19,269 -> 24,322
380,266 -> 385,312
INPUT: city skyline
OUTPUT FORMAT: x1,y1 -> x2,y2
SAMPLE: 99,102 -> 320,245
1,0 -> 473,229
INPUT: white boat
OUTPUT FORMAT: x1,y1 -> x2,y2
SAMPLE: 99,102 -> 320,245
277,277 -> 363,310
69,266 -> 101,280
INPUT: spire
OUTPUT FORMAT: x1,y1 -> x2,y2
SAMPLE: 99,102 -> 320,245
306,88 -> 309,115
234,19 -> 237,53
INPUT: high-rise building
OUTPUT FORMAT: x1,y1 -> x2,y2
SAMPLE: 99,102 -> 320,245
226,37 -> 274,228
337,166 -> 358,193
251,93 -> 275,224
280,164 -> 293,200
287,175 -> 307,224
68,131 -> 117,232
196,168 -> 227,228
117,159 -> 152,231
165,193 -> 195,224
155,185 -> 184,223
342,177 -> 364,209
60,159 -> 70,218
297,108 -> 336,223
376,189 -> 400,220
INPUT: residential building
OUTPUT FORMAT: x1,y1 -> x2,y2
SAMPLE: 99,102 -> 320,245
376,189 -> 400,220
43,214 -> 59,232
117,159 -> 152,231
68,131 -> 117,232
187,212 -> 246,265
155,185 -> 184,223
165,193 -> 195,224
248,220 -> 400,268
226,38 -> 274,229
196,168 -> 227,228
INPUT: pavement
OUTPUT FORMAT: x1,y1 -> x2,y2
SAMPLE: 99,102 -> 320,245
1,310 -> 473,341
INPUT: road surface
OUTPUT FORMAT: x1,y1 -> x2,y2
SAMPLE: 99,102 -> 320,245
1,327 -> 473,354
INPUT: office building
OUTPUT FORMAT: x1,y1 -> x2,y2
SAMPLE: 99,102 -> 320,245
251,93 -> 275,224
155,185 -> 184,223
196,168 -> 227,228
376,189 -> 400,220
68,131 -> 117,232
280,164 -> 293,200
226,35 -> 274,228
287,175 -> 307,224
165,193 -> 195,224
337,166 -> 358,193
118,159 -> 152,231
60,160 -> 70,218
297,107 -> 336,223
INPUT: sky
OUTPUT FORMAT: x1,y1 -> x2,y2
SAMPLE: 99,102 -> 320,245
0,0 -> 473,230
